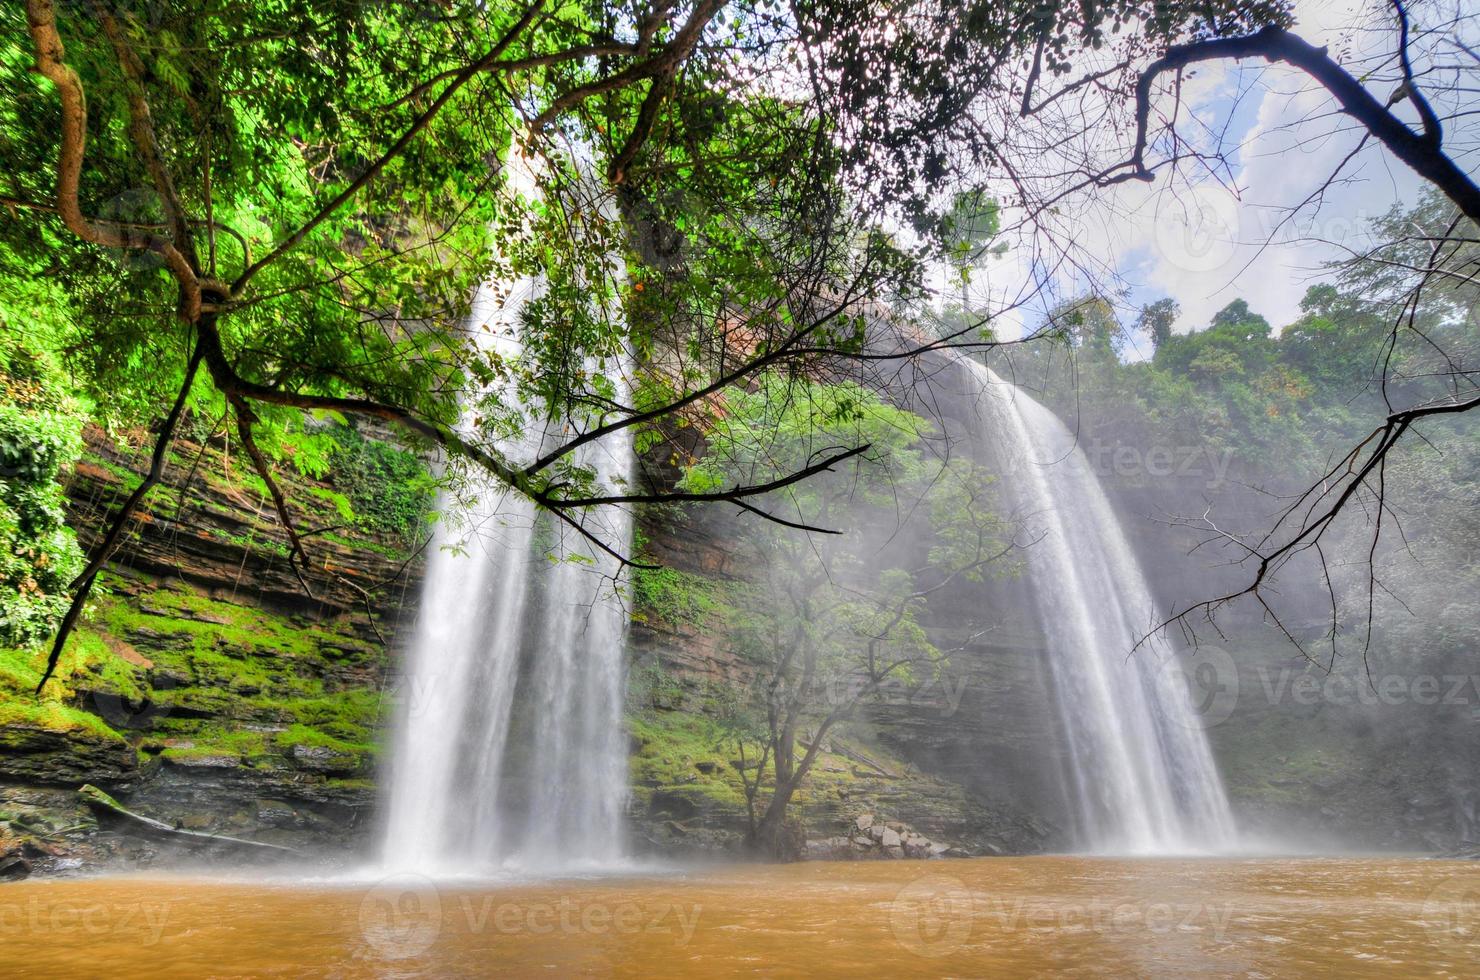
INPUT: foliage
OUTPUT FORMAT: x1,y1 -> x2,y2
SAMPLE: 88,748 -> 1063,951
630,564 -> 724,627
325,424 -> 436,543
0,333 -> 85,647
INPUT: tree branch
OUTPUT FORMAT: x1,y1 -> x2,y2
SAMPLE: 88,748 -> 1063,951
38,342 -> 204,692
1117,26 -> 1480,221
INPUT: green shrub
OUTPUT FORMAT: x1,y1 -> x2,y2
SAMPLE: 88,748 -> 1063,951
325,425 -> 436,543
0,340 -> 86,647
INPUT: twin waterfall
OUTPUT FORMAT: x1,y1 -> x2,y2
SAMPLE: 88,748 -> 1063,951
379,275 -> 633,874
966,360 -> 1236,854
378,328 -> 1233,873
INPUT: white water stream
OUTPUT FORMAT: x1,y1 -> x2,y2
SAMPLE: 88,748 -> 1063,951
379,271 -> 632,874
967,360 -> 1236,854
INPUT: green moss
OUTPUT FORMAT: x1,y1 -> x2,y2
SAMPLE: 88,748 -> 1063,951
77,451 -> 145,493
630,565 -> 731,627
157,729 -> 267,764
628,710 -> 753,810
277,723 -> 370,752
0,633 -> 130,741
0,696 -> 124,741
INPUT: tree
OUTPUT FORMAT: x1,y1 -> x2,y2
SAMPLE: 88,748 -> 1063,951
1138,298 -> 1179,351
0,0 -> 1301,684
683,376 -> 1014,858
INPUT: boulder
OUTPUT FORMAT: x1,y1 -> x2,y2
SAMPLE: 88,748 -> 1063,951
855,813 -> 874,832
880,827 -> 901,848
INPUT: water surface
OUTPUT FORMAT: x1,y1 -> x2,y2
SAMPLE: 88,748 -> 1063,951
1,857 -> 1475,977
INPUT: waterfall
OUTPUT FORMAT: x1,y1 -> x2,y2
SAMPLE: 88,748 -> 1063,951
966,360 -> 1236,854
378,273 -> 633,876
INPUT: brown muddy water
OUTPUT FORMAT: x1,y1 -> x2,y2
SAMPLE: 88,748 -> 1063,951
0,856 -> 1476,977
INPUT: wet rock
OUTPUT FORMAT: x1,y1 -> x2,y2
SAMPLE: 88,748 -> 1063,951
0,725 -> 137,787
0,853 -> 31,880
287,744 -> 361,776
165,754 -> 241,770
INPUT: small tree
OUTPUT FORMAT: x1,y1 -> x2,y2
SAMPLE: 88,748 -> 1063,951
682,375 -> 1014,858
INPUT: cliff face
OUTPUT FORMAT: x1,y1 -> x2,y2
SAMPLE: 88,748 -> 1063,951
0,427 -> 419,875
6,387 -> 1465,877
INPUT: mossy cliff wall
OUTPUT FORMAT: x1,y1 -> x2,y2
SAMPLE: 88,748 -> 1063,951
0,427 -> 417,874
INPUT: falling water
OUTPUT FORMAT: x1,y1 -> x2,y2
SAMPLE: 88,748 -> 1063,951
378,272 -> 633,875
967,360 -> 1236,854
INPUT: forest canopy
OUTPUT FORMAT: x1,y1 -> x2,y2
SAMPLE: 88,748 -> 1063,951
2,0 -> 1478,685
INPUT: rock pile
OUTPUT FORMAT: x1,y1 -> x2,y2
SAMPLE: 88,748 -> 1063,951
803,812 -> 960,860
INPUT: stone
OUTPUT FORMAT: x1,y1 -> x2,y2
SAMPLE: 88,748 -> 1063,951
885,845 -> 905,859
855,813 -> 874,832
694,761 -> 717,774
880,827 -> 901,848
287,743 -> 361,776
0,853 -> 31,880
869,823 -> 885,841
165,753 -> 241,770
0,724 -> 138,787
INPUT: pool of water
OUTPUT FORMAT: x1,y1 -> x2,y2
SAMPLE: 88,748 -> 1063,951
1,857 -> 1476,977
